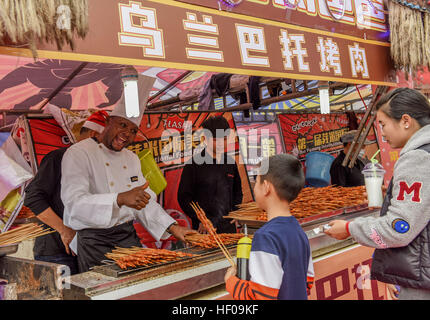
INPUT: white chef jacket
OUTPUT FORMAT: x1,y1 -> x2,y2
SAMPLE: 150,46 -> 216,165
60,138 -> 175,241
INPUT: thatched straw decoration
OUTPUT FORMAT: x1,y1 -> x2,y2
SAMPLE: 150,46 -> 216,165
0,0 -> 89,58
424,13 -> 430,67
388,0 -> 430,74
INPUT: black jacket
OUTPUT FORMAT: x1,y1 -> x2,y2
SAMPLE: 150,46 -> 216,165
177,149 -> 243,233
330,151 -> 365,187
24,147 -> 68,257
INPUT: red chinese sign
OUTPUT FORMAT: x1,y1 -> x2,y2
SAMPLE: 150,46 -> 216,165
176,0 -> 388,41
308,245 -> 388,300
2,0 -> 395,86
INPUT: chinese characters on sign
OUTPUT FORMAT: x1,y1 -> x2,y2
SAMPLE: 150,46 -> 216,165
317,37 -> 342,75
236,24 -> 270,67
181,0 -> 388,34
183,13 -> 224,62
118,1 -> 165,58
296,128 -> 349,153
114,1 -> 391,84
280,30 -> 310,72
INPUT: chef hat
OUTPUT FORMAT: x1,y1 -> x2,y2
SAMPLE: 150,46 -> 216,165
110,74 -> 156,127
82,110 -> 109,133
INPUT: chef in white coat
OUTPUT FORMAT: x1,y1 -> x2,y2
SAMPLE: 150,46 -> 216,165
61,73 -> 196,272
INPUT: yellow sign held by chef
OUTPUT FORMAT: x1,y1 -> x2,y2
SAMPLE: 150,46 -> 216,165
138,149 -> 167,195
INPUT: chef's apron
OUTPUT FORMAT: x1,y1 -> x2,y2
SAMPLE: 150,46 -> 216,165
77,220 -> 141,273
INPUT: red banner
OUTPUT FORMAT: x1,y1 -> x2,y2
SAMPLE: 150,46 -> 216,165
4,0 -> 395,86
279,113 -> 350,161
308,245 -> 388,300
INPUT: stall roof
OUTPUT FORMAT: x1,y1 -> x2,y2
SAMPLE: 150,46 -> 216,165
0,53 -> 372,129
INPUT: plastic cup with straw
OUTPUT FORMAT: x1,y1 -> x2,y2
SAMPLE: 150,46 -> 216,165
362,149 -> 385,207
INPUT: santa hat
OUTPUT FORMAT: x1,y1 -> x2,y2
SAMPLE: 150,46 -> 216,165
110,73 -> 156,127
82,110 -> 109,133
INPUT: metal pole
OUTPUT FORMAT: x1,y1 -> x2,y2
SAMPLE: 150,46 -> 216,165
147,70 -> 193,103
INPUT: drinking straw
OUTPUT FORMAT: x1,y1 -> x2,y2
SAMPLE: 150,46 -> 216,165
370,149 -> 380,178
370,149 -> 380,164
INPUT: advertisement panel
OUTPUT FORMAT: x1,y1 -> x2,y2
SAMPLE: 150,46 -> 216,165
278,113 -> 350,161
236,121 -> 285,175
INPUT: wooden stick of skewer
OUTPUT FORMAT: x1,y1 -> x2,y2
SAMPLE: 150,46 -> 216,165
190,202 -> 235,266
0,223 -> 55,246
191,202 -> 230,263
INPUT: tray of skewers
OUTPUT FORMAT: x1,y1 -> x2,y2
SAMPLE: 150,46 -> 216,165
225,186 -> 368,227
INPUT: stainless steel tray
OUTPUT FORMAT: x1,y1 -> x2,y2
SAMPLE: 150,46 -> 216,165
0,243 -> 19,258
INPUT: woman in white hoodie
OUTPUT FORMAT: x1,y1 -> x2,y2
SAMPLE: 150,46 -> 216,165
326,88 -> 430,300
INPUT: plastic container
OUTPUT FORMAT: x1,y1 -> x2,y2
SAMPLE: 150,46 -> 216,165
362,162 -> 385,207
138,149 -> 167,195
236,225 -> 252,280
305,151 -> 335,187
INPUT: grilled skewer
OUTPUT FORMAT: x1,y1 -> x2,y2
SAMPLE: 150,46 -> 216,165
190,202 -> 236,267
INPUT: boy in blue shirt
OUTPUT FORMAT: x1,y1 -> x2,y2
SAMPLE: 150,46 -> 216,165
225,154 -> 314,300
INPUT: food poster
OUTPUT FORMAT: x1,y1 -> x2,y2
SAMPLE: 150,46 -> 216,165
279,112 -> 379,162
278,113 -> 350,162
235,121 -> 285,178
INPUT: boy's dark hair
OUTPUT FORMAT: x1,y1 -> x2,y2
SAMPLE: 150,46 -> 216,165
259,154 -> 305,203
201,115 -> 230,137
376,88 -> 430,127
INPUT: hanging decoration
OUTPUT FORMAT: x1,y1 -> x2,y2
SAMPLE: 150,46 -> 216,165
388,0 -> 430,73
0,0 -> 89,58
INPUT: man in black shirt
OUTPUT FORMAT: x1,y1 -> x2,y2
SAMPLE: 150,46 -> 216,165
178,116 -> 243,234
24,111 -> 107,274
330,130 -> 370,187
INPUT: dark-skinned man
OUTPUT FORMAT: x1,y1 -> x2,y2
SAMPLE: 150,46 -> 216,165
60,75 -> 196,273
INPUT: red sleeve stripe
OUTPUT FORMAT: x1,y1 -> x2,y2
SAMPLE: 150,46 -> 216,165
226,276 -> 279,300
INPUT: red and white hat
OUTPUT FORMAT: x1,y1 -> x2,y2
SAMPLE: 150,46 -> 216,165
82,110 -> 109,133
